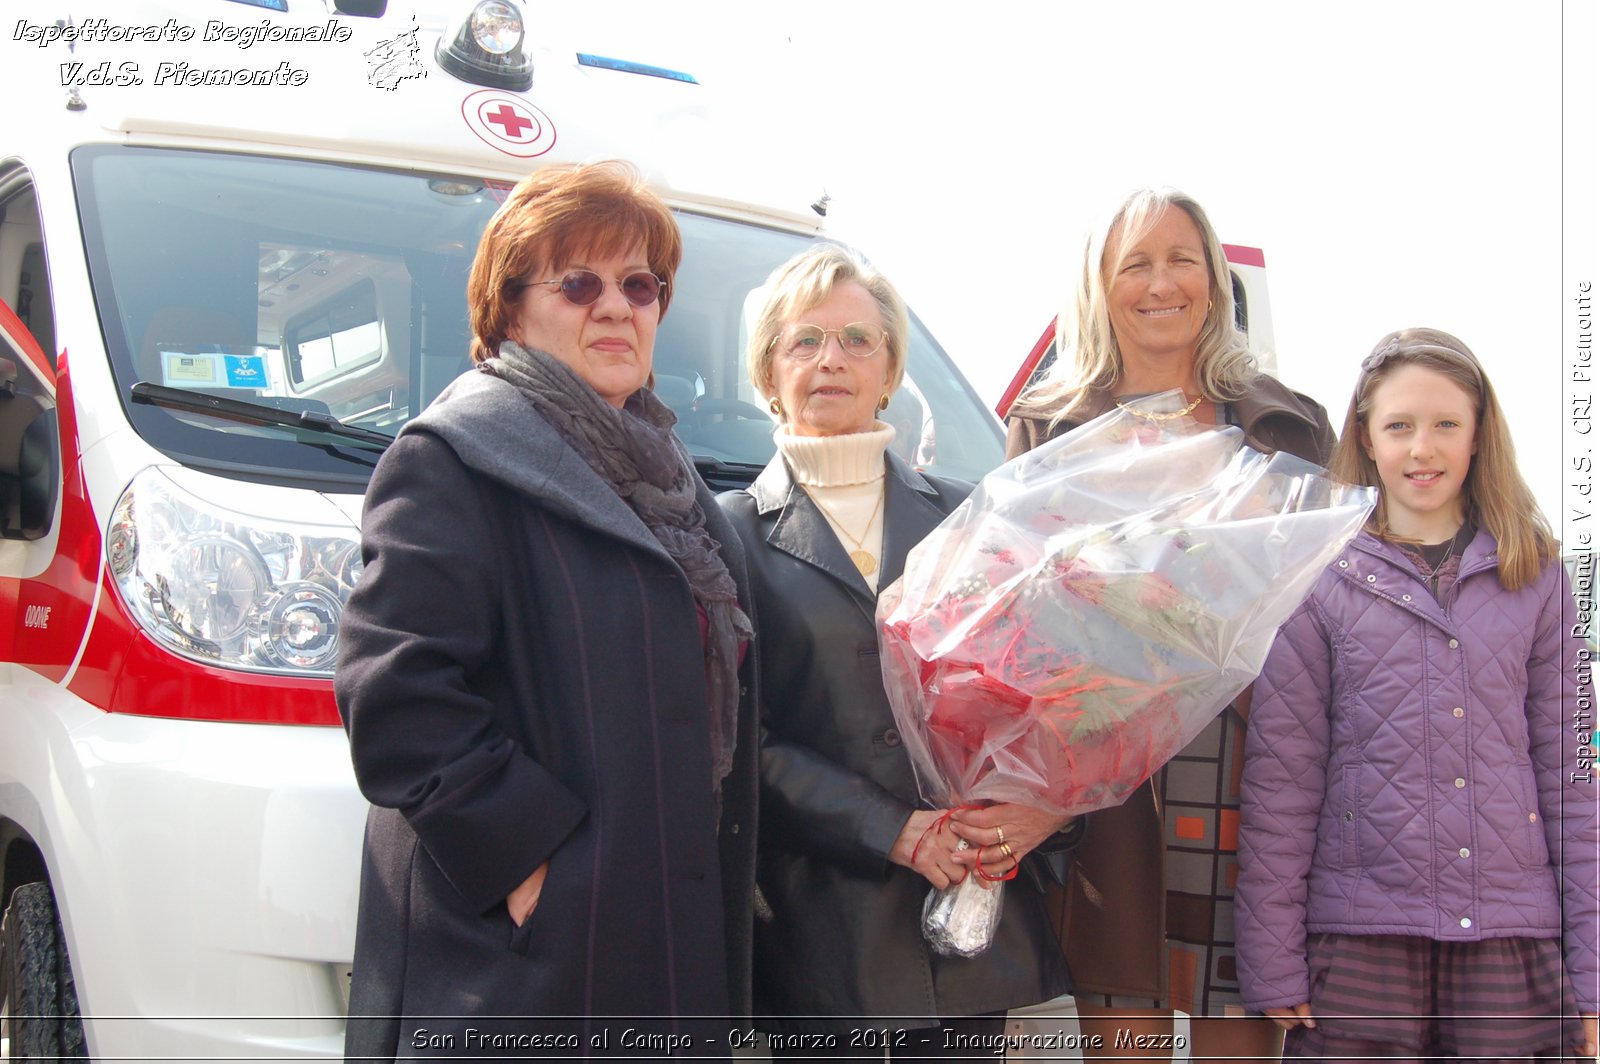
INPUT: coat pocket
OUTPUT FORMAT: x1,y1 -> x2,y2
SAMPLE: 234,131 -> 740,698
1338,764 -> 1361,869
508,909 -> 539,955
505,852 -> 565,957
1511,768 -> 1551,869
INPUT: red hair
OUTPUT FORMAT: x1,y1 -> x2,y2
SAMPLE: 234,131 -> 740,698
466,160 -> 681,363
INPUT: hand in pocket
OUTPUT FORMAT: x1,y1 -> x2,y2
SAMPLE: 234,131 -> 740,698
507,861 -> 549,927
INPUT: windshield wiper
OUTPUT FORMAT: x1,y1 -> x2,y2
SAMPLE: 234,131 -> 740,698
131,382 -> 393,450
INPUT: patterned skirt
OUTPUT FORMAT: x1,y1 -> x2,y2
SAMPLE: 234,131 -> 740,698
1091,710 -> 1249,1016
1159,708 -> 1249,1015
1283,933 -> 1584,1062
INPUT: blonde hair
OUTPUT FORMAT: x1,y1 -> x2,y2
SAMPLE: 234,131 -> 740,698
1020,188 -> 1256,425
746,243 -> 908,404
466,160 -> 681,364
1328,327 -> 1555,590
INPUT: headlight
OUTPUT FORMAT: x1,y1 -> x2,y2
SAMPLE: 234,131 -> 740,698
108,468 -> 362,676
436,0 -> 533,89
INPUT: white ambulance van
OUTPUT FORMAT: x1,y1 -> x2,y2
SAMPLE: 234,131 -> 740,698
0,2 -> 1003,1057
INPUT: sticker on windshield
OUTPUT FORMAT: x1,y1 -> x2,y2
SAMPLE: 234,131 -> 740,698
461,90 -> 556,158
224,355 -> 269,389
160,350 -> 269,391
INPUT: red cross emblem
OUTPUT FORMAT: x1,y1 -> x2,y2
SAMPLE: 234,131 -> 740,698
461,90 -> 557,158
485,104 -> 534,140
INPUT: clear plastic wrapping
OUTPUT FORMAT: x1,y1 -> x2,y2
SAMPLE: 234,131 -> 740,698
878,394 -> 1375,952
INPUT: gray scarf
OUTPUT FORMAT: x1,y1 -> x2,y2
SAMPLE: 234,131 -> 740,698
482,341 -> 752,794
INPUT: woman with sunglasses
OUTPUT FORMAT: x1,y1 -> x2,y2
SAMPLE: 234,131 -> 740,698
1005,188 -> 1335,1064
718,244 -> 1076,1055
338,160 -> 758,1059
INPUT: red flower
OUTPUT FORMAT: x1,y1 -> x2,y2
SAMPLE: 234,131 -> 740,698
1136,573 -> 1184,611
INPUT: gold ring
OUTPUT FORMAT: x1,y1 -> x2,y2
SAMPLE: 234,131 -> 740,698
995,826 -> 1006,845
998,841 -> 1014,860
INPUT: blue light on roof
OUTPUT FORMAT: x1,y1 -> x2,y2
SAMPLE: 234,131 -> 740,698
576,54 -> 697,84
222,0 -> 289,9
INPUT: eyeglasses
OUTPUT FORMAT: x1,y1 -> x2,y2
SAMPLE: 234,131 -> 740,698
516,269 -> 667,308
773,322 -> 888,361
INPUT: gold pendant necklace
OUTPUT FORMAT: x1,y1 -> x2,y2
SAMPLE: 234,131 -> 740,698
808,487 -> 885,576
1113,392 -> 1206,422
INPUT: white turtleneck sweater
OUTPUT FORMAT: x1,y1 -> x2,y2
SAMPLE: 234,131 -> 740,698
775,423 -> 894,592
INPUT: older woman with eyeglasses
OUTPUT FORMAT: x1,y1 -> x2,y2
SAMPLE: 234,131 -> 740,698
718,244 -> 1077,1055
338,161 -> 758,1059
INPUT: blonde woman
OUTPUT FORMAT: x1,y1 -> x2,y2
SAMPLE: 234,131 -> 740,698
1006,188 -> 1334,1063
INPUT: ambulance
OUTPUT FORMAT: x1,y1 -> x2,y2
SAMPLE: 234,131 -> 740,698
0,1 -> 1003,1057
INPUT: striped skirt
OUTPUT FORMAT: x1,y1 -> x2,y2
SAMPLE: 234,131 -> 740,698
1283,933 -> 1584,1063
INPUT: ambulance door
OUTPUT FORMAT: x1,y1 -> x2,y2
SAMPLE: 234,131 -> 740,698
0,167 -> 82,682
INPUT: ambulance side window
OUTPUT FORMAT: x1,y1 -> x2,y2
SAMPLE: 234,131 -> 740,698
0,175 -> 60,540
0,346 -> 59,542
0,178 -> 57,369
285,280 -> 382,386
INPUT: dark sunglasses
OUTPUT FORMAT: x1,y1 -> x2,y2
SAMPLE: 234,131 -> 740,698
514,269 -> 666,308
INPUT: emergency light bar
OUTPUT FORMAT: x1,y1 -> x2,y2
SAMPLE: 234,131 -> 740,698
436,0 -> 532,90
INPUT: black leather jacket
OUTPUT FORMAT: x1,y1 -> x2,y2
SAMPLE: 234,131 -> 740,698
717,451 -> 1073,1032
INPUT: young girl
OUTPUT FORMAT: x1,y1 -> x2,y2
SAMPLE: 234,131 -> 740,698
1236,328 -> 1599,1061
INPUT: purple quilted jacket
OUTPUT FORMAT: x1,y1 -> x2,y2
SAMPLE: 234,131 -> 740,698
1237,529 -> 1599,1012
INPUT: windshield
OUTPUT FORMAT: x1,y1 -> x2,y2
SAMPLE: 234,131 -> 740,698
74,146 -> 1001,488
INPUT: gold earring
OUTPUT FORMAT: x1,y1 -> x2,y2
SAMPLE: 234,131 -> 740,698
768,396 -> 784,417
878,393 -> 890,411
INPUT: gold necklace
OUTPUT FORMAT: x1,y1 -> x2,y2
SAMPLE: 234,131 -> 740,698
809,487 -> 885,576
1113,392 -> 1206,422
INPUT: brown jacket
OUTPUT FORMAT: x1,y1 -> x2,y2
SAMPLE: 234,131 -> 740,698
1004,374 -> 1335,1000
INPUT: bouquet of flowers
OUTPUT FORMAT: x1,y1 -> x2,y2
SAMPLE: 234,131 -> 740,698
878,392 -> 1375,956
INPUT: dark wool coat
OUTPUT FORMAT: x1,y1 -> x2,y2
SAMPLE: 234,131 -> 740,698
717,452 -> 1074,1034
1005,374 -> 1335,1000
337,371 -> 758,1060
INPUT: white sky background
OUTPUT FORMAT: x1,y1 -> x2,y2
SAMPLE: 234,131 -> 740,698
596,0 -> 1591,537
